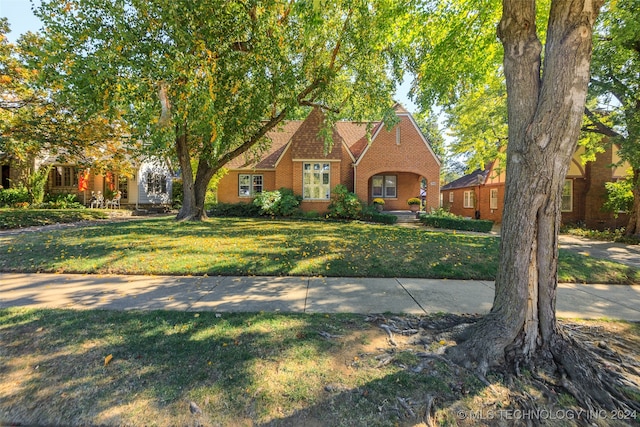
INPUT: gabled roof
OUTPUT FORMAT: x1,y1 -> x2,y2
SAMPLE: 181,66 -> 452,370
223,103 -> 435,170
224,121 -> 303,170
441,169 -> 490,190
335,121 -> 380,160
290,108 -> 343,160
355,103 -> 441,167
224,116 -> 375,170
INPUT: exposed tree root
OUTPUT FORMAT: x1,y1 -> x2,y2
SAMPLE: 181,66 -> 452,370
365,314 -> 640,425
447,317 -> 640,420
550,330 -> 640,414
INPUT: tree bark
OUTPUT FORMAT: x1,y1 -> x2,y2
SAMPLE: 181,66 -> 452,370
625,168 -> 640,236
175,123 -> 199,221
448,0 -> 602,373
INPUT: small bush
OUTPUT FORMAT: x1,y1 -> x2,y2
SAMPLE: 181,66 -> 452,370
301,210 -> 322,219
208,202 -> 261,218
172,178 -> 184,209
0,187 -> 30,207
420,214 -> 493,232
38,193 -> 85,209
360,205 -> 398,224
327,184 -> 362,219
253,188 -> 302,217
561,225 -> 640,245
27,165 -> 52,205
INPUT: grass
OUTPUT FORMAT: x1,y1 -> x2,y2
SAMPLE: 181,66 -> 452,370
0,216 -> 638,283
0,308 -> 445,426
3,308 -> 637,426
0,208 -> 108,229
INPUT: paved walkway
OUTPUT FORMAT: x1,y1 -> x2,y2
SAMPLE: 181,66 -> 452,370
2,217 -> 639,320
559,234 -> 640,269
2,273 -> 639,320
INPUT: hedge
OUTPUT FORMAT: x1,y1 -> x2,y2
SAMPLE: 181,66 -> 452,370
208,202 -> 261,218
419,214 -> 493,232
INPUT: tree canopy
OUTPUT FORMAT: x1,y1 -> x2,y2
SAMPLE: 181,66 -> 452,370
585,0 -> 640,235
0,19 -> 135,182
35,0 -> 413,219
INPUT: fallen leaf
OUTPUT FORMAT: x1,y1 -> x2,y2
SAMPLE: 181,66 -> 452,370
104,354 -> 113,366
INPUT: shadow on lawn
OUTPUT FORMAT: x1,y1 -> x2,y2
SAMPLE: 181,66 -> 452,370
0,216 -> 501,280
0,308 -> 492,426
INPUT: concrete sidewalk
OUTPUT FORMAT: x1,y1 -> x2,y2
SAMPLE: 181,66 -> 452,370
1,273 -> 639,320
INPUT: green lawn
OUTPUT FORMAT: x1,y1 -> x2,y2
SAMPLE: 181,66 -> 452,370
6,308 -> 634,426
0,208 -> 108,229
0,216 -> 638,284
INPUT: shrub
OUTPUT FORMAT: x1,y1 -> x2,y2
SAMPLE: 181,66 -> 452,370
172,178 -> 184,209
253,188 -> 302,217
301,210 -> 322,219
327,184 -> 362,219
38,193 -> 85,209
603,178 -> 633,215
0,187 -> 30,207
208,202 -> 261,217
428,206 -> 458,218
360,205 -> 398,224
419,212 -> 494,233
27,165 -> 52,205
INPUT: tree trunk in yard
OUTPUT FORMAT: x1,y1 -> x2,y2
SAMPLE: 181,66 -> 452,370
626,168 -> 640,236
192,157 -> 219,221
446,0 -> 638,411
175,124 -> 199,221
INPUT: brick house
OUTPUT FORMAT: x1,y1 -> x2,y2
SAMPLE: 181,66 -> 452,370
441,143 -> 631,229
217,104 -> 441,212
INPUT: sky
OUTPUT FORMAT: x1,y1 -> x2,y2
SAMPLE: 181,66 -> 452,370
0,0 -> 419,113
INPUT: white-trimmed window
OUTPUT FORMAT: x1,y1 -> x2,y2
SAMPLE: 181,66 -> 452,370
561,179 -> 573,212
239,174 -> 263,197
463,190 -> 475,208
449,192 -> 454,203
490,188 -> 498,209
303,163 -> 330,200
371,175 -> 397,198
147,173 -> 167,194
53,166 -> 78,188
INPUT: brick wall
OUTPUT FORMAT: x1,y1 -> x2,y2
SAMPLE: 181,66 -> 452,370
217,170 -> 276,204
442,187 -> 477,218
355,116 -> 440,211
584,145 -> 630,229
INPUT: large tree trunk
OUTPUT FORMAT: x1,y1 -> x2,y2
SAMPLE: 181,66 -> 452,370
175,123 -> 199,221
191,157 -> 219,221
447,0 -> 621,408
625,168 -> 640,236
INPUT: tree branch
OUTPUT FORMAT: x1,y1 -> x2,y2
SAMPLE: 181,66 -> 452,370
329,8 -> 353,71
214,78 -> 325,169
583,107 -> 620,138
299,100 -> 340,113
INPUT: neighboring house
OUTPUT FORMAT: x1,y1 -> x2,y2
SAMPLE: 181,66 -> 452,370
2,152 -> 173,208
441,143 -> 631,229
217,104 -> 441,212
0,152 -> 20,189
42,158 -> 173,208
